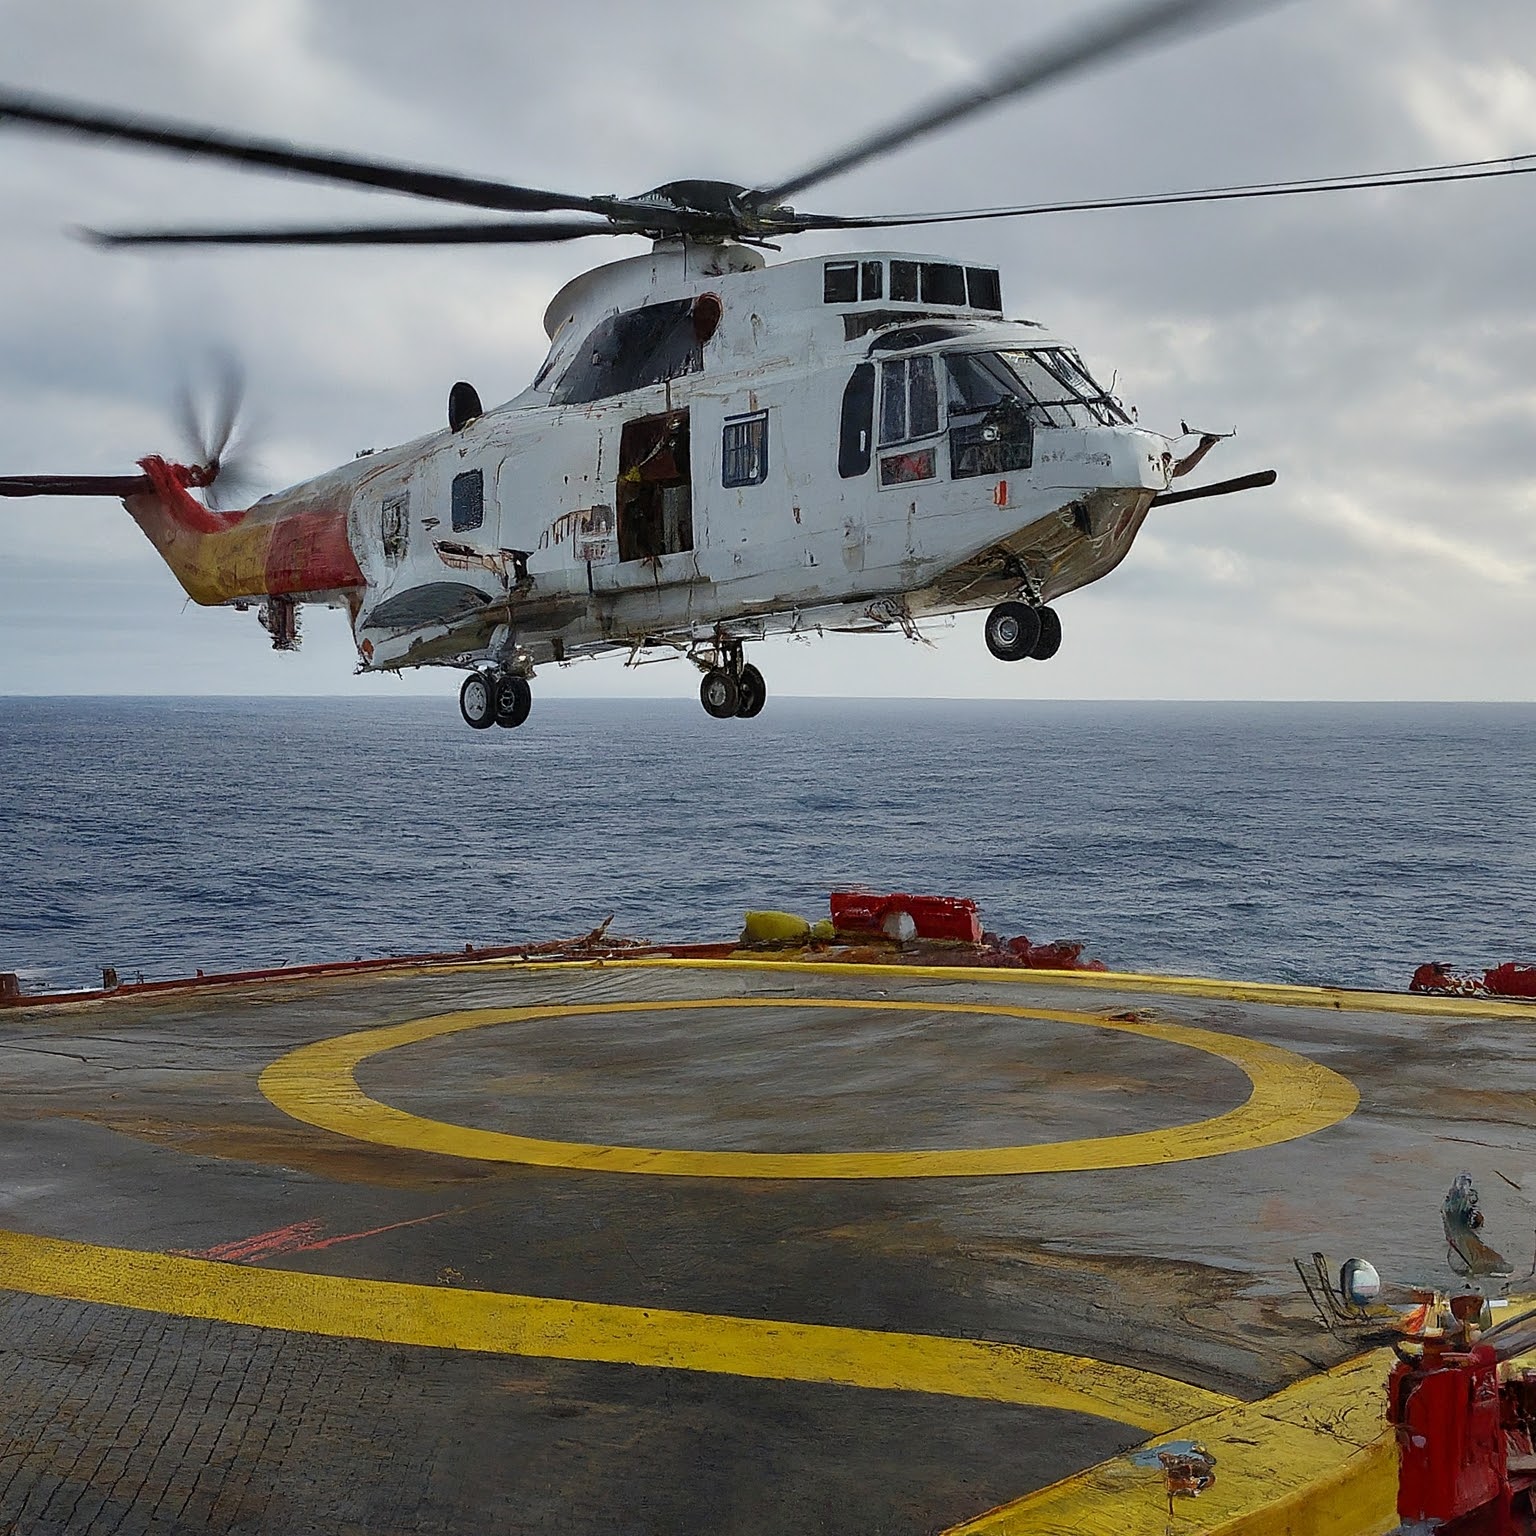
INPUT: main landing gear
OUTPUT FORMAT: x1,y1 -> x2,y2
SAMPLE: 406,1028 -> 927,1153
984,601 -> 1063,663
695,636 -> 767,721
459,669 -> 533,731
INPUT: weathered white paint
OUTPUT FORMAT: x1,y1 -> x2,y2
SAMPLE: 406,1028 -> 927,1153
248,239 -> 1183,679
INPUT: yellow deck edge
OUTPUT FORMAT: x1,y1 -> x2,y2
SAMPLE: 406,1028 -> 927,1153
941,1346 -> 1399,1536
945,1298 -> 1536,1536
440,954 -> 1536,1021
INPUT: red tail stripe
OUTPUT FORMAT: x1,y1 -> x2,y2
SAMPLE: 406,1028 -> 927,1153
137,455 -> 246,534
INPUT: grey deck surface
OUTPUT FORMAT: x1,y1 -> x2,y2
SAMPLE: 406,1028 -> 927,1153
1,960 -> 1529,1534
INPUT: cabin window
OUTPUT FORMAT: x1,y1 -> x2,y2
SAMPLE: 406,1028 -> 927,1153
722,412 -> 768,488
451,470 -> 484,532
838,364 -> 875,478
551,299 -> 703,406
920,263 -> 966,305
879,447 -> 936,486
823,261 -> 859,303
879,355 -> 939,445
966,266 -> 1002,311
861,261 -> 883,301
890,260 -> 918,302
381,493 -> 409,562
617,411 -> 693,561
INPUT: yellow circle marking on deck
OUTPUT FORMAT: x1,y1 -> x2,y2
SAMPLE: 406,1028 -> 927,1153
259,997 -> 1358,1179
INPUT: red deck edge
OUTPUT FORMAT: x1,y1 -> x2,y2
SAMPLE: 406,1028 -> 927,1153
0,941 -> 738,1011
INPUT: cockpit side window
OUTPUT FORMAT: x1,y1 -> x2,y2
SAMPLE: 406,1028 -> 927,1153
838,364 -> 875,478
551,299 -> 703,407
946,352 -> 1023,414
878,355 -> 939,445
945,353 -> 1035,480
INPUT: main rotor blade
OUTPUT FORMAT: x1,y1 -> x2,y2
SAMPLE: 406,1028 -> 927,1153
0,87 -> 638,219
756,0 -> 1277,205
87,218 -> 633,248
784,152 -> 1536,233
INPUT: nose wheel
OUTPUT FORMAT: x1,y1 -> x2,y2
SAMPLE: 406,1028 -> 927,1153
460,670 -> 533,731
985,602 -> 1062,662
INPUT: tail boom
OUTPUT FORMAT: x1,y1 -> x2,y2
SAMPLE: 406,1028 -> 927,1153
126,455 -> 364,606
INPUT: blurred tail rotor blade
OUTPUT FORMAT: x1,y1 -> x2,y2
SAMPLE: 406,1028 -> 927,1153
173,351 -> 262,510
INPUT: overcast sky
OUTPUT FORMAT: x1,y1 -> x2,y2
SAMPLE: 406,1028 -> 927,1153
1,0 -> 1533,701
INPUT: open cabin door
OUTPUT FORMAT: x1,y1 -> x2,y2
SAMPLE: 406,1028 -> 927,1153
590,409 -> 698,591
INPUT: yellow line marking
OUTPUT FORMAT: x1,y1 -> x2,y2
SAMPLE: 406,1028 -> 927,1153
941,1346 -> 1399,1536
420,955 -> 1535,1021
949,1299 -> 1532,1536
0,1229 -> 1233,1433
260,997 -> 1358,1179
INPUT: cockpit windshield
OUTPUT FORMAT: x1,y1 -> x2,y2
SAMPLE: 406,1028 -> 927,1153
999,348 -> 1129,427
942,346 -> 1129,479
946,347 -> 1127,429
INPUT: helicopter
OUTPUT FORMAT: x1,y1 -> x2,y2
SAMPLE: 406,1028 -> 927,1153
3,0 -> 1530,731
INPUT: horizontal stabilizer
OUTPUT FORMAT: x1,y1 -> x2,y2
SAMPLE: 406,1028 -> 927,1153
1150,468 -> 1277,507
0,473 -> 153,498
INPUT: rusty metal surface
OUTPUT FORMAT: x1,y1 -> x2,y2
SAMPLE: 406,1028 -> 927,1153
1,961 -> 1531,1533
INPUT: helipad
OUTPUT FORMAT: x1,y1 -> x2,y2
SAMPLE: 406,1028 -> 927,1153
2,956 -> 1530,1533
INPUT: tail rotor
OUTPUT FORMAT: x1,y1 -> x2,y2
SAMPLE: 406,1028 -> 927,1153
173,351 -> 262,511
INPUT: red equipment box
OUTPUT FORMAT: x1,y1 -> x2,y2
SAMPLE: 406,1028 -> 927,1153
829,891 -> 983,945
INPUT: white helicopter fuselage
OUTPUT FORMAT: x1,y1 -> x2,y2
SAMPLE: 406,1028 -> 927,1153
314,239 -> 1175,678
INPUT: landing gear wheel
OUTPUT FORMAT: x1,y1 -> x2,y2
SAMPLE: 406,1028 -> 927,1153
1030,606 -> 1062,661
984,601 -> 1042,662
459,671 -> 496,729
735,664 -> 767,719
700,668 -> 741,719
502,676 -> 533,728
495,675 -> 532,729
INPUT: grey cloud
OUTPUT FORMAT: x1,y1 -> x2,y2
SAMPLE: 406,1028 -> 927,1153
2,0 -> 1533,701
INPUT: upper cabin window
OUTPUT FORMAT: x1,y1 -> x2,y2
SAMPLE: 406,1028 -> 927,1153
551,299 -> 703,406
966,267 -> 1002,311
888,260 -> 976,307
825,260 -> 888,303
920,263 -> 966,305
451,469 -> 484,532
879,356 -> 940,445
823,262 -> 859,303
722,412 -> 769,487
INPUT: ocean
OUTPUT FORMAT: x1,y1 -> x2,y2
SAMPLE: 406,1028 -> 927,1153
0,696 -> 1531,995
